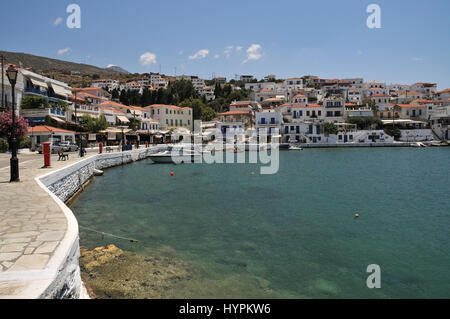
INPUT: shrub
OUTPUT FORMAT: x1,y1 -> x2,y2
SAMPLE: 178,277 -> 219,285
0,138 -> 8,153
19,136 -> 31,149
384,127 -> 401,140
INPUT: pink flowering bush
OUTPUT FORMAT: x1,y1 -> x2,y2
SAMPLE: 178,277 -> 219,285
0,112 -> 29,140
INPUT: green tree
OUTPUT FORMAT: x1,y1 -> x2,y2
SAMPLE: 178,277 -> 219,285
21,95 -> 47,109
200,106 -> 216,121
348,116 -> 382,130
79,115 -> 109,133
324,122 -> 339,135
384,126 -> 401,141
179,97 -> 217,121
128,117 -> 141,131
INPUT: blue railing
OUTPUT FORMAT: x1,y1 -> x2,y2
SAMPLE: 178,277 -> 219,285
25,87 -> 47,96
50,109 -> 66,116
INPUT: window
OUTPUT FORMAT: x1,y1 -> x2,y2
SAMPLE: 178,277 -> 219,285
170,119 -> 173,126
165,109 -> 168,114
306,111 -> 310,116
166,119 -> 168,124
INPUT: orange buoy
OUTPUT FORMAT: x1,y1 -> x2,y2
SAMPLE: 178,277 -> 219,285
170,172 -> 174,176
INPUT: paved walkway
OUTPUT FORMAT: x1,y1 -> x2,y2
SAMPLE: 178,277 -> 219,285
0,152 -> 96,297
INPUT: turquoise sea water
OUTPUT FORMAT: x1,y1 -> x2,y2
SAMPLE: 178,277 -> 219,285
70,148 -> 450,298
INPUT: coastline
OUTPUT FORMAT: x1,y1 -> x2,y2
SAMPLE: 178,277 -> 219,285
0,146 -> 165,298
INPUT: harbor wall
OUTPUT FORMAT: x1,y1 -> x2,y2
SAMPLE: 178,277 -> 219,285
34,146 -> 164,298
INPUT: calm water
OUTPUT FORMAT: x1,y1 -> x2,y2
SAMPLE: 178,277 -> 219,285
70,148 -> 450,298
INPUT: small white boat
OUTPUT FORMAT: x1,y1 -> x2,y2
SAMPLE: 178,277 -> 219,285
149,150 -> 201,164
288,145 -> 303,150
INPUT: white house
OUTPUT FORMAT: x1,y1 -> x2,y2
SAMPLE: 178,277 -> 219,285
255,110 -> 282,140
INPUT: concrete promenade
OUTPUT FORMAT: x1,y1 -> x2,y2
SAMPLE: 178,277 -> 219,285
0,152 -> 97,298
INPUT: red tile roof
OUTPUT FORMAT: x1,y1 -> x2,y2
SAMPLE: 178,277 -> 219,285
28,126 -> 75,134
218,111 -> 251,116
372,94 -> 388,97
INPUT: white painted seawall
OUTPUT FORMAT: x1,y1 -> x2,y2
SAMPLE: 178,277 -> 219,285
31,147 -> 165,298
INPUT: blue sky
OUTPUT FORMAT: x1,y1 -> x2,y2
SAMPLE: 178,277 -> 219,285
1,0 -> 449,89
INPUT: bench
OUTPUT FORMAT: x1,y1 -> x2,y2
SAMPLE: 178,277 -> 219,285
58,150 -> 69,161
106,147 -> 114,153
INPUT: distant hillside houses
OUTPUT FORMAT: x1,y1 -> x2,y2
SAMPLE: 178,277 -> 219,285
0,64 -> 448,147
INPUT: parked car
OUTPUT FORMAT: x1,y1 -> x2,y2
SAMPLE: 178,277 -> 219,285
37,143 -> 67,154
59,141 -> 79,152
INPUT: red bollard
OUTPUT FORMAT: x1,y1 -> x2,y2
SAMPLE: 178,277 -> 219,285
43,142 -> 51,168
99,142 -> 103,154
146,141 -> 149,148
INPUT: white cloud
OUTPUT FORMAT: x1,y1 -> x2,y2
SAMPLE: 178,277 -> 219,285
214,54 -> 220,59
236,46 -> 243,51
189,49 -> 209,60
54,17 -> 63,26
224,46 -> 233,58
57,47 -> 71,56
140,52 -> 157,65
243,44 -> 262,64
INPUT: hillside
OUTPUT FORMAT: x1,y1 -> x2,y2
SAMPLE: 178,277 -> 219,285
0,50 -> 176,88
0,50 -> 133,87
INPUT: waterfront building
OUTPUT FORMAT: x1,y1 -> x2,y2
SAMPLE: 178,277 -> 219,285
99,106 -> 128,126
19,69 -> 72,125
67,95 -> 100,122
145,104 -> 193,130
217,110 -> 253,130
27,125 -> 76,150
255,110 -> 282,141
394,104 -> 427,120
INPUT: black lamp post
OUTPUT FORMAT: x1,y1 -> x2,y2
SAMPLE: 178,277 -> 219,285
6,65 -> 19,182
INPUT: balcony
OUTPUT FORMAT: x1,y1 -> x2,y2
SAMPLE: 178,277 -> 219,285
50,108 -> 66,116
25,87 -> 47,96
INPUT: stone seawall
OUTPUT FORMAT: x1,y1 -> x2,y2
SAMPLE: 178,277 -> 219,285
32,146 -> 164,298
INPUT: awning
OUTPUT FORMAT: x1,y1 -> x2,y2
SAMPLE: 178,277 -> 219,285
30,78 -> 48,88
50,83 -> 72,97
49,115 -> 66,123
117,115 -> 130,123
130,110 -> 142,116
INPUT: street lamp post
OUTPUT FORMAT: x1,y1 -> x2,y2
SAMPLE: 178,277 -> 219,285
6,65 -> 19,182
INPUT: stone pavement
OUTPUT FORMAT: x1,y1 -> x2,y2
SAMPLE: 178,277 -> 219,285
0,152 -> 96,297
